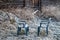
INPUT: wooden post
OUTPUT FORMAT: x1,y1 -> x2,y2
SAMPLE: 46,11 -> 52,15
32,0 -> 35,7
23,0 -> 25,7
39,0 -> 42,13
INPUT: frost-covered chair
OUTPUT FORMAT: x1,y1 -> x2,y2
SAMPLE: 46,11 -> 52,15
15,17 -> 29,36
37,18 -> 51,36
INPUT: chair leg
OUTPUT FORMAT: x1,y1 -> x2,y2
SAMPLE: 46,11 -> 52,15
17,27 -> 21,36
25,27 -> 28,36
46,26 -> 48,35
37,27 -> 40,36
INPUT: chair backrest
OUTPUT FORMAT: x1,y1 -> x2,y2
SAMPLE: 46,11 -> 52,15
40,19 -> 50,27
15,16 -> 29,29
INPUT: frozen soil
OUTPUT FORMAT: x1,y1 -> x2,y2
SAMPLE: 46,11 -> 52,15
0,7 -> 60,40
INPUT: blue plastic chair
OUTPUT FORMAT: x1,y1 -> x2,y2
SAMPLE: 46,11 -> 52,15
37,18 -> 51,36
15,17 -> 29,36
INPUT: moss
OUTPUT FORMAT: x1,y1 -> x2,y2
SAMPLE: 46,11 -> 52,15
40,30 -> 46,36
10,19 -> 15,24
19,30 -> 25,35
